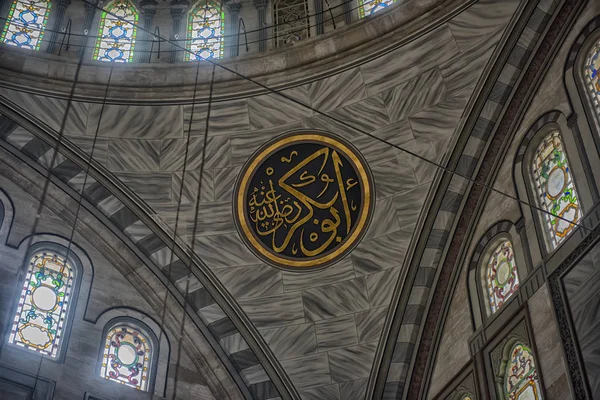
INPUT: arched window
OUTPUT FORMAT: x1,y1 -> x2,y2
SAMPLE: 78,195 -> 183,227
185,1 -> 224,61
93,0 -> 138,62
531,131 -> 580,249
100,323 -> 154,391
485,240 -> 519,314
584,37 -> 600,120
504,343 -> 543,399
273,0 -> 309,47
8,251 -> 75,358
0,0 -> 51,50
358,0 -> 396,19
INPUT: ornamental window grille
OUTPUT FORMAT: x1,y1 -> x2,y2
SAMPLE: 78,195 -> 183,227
9,251 -> 74,358
1,0 -> 51,50
485,240 -> 519,314
584,37 -> 600,121
531,131 -> 579,249
358,0 -> 396,19
93,0 -> 138,62
273,0 -> 310,47
186,1 -> 225,60
504,343 -> 543,399
100,324 -> 153,391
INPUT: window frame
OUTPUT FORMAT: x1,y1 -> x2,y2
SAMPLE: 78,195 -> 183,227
97,317 -> 160,394
92,0 -> 139,63
6,241 -> 83,363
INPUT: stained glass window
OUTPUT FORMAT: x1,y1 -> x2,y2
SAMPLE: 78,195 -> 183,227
486,240 -> 519,314
504,343 -> 543,400
93,0 -> 138,62
358,0 -> 396,19
186,1 -> 224,60
274,0 -> 310,47
1,0 -> 51,50
584,38 -> 600,120
532,132 -> 579,249
100,325 -> 153,391
9,251 -> 74,358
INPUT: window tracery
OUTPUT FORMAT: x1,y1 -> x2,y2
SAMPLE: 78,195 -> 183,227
9,251 -> 74,358
485,240 -> 519,314
273,0 -> 309,47
504,343 -> 543,400
1,0 -> 51,50
532,131 -> 579,249
93,0 -> 138,62
186,1 -> 224,60
584,37 -> 600,120
100,324 -> 153,391
358,0 -> 396,19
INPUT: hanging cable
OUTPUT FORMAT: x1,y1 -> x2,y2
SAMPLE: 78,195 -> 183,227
75,0 -> 586,233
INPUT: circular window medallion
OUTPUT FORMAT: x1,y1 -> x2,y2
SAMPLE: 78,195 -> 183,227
235,131 -> 374,270
546,166 -> 566,199
31,285 -> 58,312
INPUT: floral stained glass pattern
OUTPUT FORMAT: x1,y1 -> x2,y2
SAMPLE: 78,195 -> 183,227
93,0 -> 138,62
1,0 -> 51,50
9,252 -> 73,358
486,240 -> 519,314
532,132 -> 579,249
101,325 -> 152,391
186,1 -> 224,60
505,344 -> 543,400
584,38 -> 600,119
358,0 -> 396,19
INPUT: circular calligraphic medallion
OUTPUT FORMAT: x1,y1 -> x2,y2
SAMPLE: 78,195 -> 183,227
235,131 -> 374,270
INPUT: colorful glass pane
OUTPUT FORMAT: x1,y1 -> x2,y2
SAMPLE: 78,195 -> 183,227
93,0 -> 138,63
100,325 -> 152,391
0,0 -> 51,50
505,344 -> 543,400
486,240 -> 519,314
9,252 -> 74,358
532,132 -> 579,248
358,0 -> 396,19
584,38 -> 600,119
186,1 -> 224,61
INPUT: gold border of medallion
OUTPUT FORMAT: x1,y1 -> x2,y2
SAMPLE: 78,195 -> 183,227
234,130 -> 374,271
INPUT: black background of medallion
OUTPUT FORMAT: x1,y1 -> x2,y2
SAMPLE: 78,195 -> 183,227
245,141 -> 363,260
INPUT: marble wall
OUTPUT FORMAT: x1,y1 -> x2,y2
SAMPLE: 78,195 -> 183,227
425,1 -> 600,398
0,0 -> 522,397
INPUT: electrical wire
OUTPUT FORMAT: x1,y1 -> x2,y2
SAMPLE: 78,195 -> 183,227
70,0 -> 589,233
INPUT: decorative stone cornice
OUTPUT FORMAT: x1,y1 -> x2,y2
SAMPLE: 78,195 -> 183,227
226,1 -> 242,12
139,0 -> 159,16
253,0 -> 268,9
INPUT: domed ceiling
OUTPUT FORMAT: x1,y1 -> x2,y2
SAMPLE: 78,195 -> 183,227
0,0 -> 560,396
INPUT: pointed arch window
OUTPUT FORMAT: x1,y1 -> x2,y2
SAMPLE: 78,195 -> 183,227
186,1 -> 224,60
485,240 -> 519,314
9,251 -> 74,358
1,0 -> 51,50
504,343 -> 543,399
584,37 -> 600,120
532,131 -> 580,249
358,0 -> 396,19
273,0 -> 309,47
93,0 -> 138,62
100,324 -> 154,391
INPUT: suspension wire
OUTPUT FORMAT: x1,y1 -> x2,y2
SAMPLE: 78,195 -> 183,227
172,60 -> 216,399
2,5 -> 102,392
74,0 -> 587,233
150,61 -> 204,399
0,0 -> 361,52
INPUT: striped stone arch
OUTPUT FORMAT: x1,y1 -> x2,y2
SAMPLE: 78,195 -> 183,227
0,105 -> 297,400
367,0 -> 581,397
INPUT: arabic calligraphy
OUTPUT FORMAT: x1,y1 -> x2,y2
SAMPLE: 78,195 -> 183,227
236,132 -> 373,270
